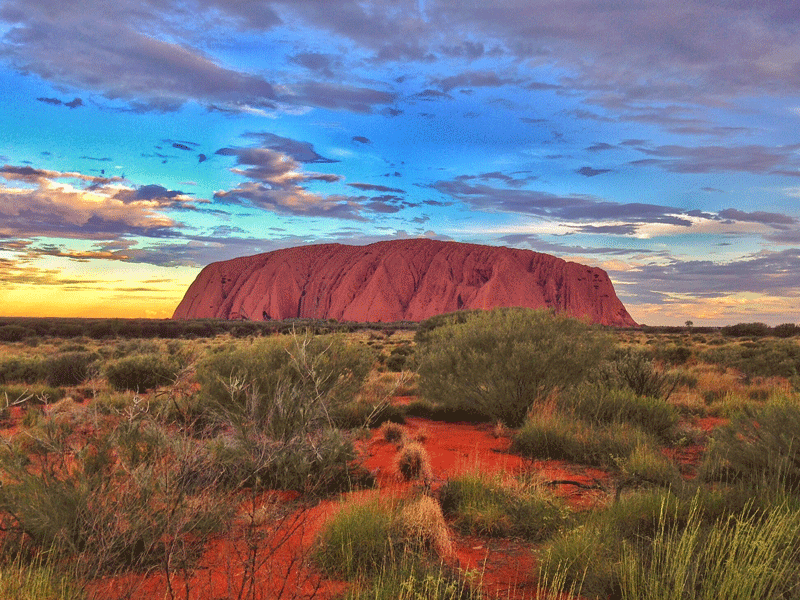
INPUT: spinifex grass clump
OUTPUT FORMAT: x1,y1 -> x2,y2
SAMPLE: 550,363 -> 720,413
616,498 -> 800,600
559,383 -> 680,442
315,494 -> 473,599
701,396 -> 800,494
381,421 -> 405,443
417,308 -> 612,426
439,470 -> 569,540
395,442 -> 433,481
511,408 -> 659,468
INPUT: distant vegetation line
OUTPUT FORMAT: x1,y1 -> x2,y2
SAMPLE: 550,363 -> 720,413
0,315 -> 797,342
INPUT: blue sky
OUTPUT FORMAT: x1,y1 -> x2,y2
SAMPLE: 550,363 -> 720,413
1,0 -> 798,324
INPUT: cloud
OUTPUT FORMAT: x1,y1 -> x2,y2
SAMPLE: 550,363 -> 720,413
622,249 -> 800,301
500,233 -> 651,255
632,143 -> 800,175
586,143 -> 614,153
0,163 -> 201,240
214,139 -> 407,221
36,96 -> 83,108
285,81 -> 397,113
718,208 -> 797,227
433,70 -> 519,92
288,52 -> 339,77
239,132 -> 337,163
347,182 -> 405,193
576,166 -> 612,177
352,136 -> 371,144
432,177 -> 695,226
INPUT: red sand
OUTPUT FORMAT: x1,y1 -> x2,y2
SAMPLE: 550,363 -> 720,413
2,407 -> 721,600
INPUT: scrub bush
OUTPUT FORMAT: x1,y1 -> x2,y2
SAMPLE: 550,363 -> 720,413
559,383 -> 679,442
197,332 -> 373,426
439,471 -> 568,540
105,353 -> 179,391
417,308 -> 611,426
43,352 -> 98,387
701,397 -> 800,494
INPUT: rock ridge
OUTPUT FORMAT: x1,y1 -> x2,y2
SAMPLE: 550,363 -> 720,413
172,239 -> 637,326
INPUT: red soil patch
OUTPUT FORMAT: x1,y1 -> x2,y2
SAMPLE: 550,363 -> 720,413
3,406 -> 714,600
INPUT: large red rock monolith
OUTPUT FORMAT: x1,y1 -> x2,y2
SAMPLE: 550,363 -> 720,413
172,239 -> 637,326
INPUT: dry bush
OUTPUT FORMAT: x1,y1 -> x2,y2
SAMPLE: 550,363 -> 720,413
394,495 -> 452,558
395,442 -> 433,481
381,421 -> 405,443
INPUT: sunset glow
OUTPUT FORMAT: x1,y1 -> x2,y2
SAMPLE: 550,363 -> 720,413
1,1 -> 798,325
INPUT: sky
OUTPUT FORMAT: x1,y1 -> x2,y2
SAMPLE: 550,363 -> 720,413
1,1 -> 799,326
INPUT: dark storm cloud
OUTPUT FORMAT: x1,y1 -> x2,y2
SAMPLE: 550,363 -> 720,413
576,167 -> 612,177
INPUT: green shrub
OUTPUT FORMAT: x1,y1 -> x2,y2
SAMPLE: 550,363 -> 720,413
417,308 -> 612,426
0,324 -> 36,343
105,353 -> 179,391
42,352 -> 98,387
598,348 -> 679,400
197,333 -> 372,426
511,410 -> 658,468
701,397 -> 800,494
702,339 -> 800,379
0,417 -> 230,577
439,471 -> 568,540
559,383 -> 679,442
205,428 -> 368,494
0,357 -> 45,385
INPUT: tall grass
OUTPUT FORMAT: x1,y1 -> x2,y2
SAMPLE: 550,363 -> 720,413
438,470 -> 568,540
617,498 -> 800,599
701,396 -> 800,494
511,408 -> 659,469
0,556 -> 84,600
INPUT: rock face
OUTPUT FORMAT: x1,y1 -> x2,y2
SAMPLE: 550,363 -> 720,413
172,239 -> 637,326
